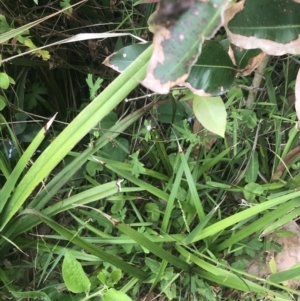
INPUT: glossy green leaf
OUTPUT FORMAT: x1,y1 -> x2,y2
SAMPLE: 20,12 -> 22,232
185,41 -> 236,96
193,95 -> 227,137
103,43 -> 150,72
143,0 -> 229,93
156,101 -> 185,123
229,0 -> 300,43
225,0 -> 300,55
104,41 -> 235,96
62,250 -> 91,293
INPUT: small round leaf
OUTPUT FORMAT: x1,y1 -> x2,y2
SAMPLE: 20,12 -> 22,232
0,72 -> 10,89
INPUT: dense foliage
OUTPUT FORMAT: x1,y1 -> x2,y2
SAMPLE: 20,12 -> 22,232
1,0 -> 300,300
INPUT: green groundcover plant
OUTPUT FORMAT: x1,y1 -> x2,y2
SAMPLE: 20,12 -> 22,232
1,0 -> 300,300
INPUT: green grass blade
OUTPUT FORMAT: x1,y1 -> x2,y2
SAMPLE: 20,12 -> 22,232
100,160 -> 170,201
23,209 -> 149,280
179,144 -> 205,220
190,191 -> 300,243
161,155 -> 184,233
0,44 -> 153,231
0,1 -> 86,44
0,115 -> 55,213
115,222 -> 190,271
176,245 -> 290,298
215,198 -> 300,251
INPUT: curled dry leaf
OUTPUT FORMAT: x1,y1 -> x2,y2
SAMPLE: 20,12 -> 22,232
272,146 -> 300,181
295,68 -> 300,122
238,52 -> 267,76
228,45 -> 237,66
267,221 -> 300,288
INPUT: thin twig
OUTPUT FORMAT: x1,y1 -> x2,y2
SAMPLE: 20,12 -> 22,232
246,55 -> 271,109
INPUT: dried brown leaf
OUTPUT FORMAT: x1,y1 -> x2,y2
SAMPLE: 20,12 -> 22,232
272,146 -> 300,181
295,69 -> 300,121
239,52 -> 267,76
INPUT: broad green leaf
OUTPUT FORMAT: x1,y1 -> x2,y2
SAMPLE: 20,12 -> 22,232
62,250 -> 91,293
145,203 -> 160,222
104,41 -> 235,96
155,101 -> 185,123
145,257 -> 160,273
100,111 -> 118,130
109,269 -> 122,286
0,95 -> 7,110
224,0 -> 300,55
0,15 -> 11,34
0,72 -> 9,89
103,43 -> 150,72
86,160 -> 103,177
185,41 -> 236,96
103,288 -> 132,301
13,112 -> 28,135
18,124 -> 41,142
243,183 -> 263,203
239,109 -> 258,129
97,270 -> 108,285
102,137 -> 129,162
193,95 -> 227,137
143,0 -> 229,93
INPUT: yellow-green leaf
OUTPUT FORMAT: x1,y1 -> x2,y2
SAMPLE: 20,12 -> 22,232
193,95 -> 227,137
62,250 -> 91,294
